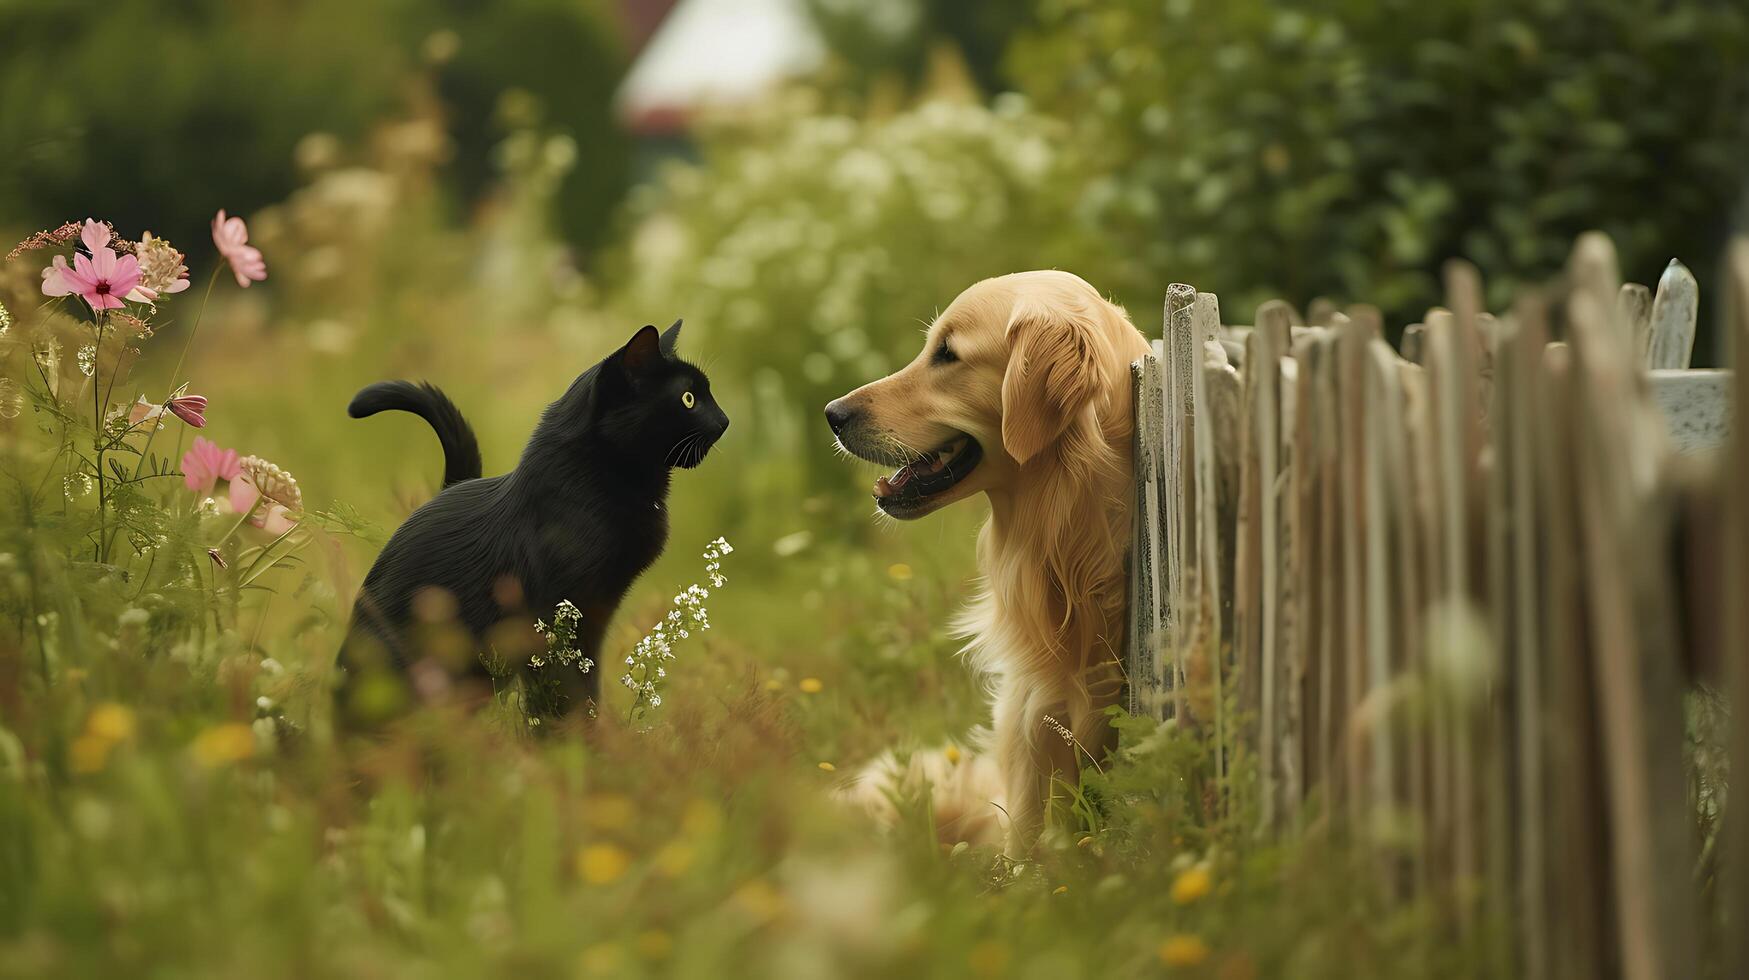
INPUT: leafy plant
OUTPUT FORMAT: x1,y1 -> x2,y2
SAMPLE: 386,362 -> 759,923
1012,0 -> 1749,351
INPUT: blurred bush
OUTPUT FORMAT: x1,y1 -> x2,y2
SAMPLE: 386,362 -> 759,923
0,0 -> 410,256
803,0 -> 1036,96
0,0 -> 628,262
1010,0 -> 1749,341
609,94 -> 1098,494
411,0 -> 631,254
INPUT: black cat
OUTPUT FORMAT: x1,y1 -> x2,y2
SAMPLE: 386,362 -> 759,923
336,320 -> 728,723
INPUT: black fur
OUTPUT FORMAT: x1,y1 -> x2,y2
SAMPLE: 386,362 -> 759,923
336,320 -> 728,723
348,381 -> 483,488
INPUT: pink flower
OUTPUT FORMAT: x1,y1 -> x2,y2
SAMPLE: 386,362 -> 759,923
182,437 -> 241,493
211,210 -> 266,288
126,396 -> 168,429
41,255 -> 73,295
166,393 -> 207,428
126,392 -> 207,430
127,232 -> 191,304
228,484 -> 299,536
228,455 -> 301,536
43,220 -> 142,312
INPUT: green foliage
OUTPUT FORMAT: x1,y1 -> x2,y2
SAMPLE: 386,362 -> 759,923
0,146 -> 1491,975
0,0 -> 412,256
1012,0 -> 1749,343
413,0 -> 633,253
1,2 -> 1740,972
804,0 -> 1037,94
0,0 -> 630,261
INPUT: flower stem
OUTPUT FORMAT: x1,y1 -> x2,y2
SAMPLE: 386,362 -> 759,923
93,311 -> 107,562
214,495 -> 265,553
166,267 -> 221,393
131,266 -> 220,483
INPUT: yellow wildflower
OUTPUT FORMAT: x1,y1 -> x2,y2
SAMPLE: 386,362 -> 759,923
1052,884 -> 1069,895
191,723 -> 255,767
944,744 -> 962,764
86,703 -> 136,742
1172,865 -> 1212,905
635,930 -> 673,960
967,940 -> 1010,978
578,942 -> 622,975
681,798 -> 722,838
732,878 -> 785,923
887,562 -> 913,581
577,844 -> 631,885
817,761 -> 836,772
69,734 -> 112,774
654,840 -> 695,877
798,677 -> 823,694
583,794 -> 636,831
1159,934 -> 1210,968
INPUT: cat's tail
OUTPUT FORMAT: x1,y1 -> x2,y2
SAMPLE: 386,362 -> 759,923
348,381 -> 483,488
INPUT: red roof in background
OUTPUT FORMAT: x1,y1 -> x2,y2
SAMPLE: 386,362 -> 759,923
614,0 -> 827,137
619,0 -> 680,54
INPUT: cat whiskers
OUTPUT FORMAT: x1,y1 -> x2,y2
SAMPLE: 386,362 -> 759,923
665,430 -> 706,467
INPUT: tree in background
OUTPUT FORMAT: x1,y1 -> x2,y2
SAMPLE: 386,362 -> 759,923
0,0 -> 630,262
1013,0 -> 1749,352
804,0 -> 1037,98
0,0 -> 408,256
414,0 -> 631,254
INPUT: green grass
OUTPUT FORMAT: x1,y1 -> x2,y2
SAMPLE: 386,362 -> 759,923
0,158 -> 1494,980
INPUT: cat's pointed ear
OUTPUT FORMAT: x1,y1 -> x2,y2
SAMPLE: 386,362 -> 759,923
619,325 -> 663,375
660,318 -> 683,355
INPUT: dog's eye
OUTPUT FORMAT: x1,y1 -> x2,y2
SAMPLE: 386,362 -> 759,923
681,391 -> 696,409
932,340 -> 958,365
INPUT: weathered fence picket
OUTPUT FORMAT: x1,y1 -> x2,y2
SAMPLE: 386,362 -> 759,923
1725,239 -> 1749,980
1126,233 -> 1743,976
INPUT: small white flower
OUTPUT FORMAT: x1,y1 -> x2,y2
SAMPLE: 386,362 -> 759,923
619,536 -> 732,722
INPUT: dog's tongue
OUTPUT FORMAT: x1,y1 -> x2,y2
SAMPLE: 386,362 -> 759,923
873,443 -> 961,498
874,465 -> 915,498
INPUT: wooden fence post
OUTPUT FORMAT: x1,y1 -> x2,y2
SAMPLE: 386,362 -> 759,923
1647,259 -> 1700,371
1164,284 -> 1199,720
1568,286 -> 1699,980
1497,298 -> 1549,980
1125,232 -> 1735,976
1127,349 -> 1166,718
1723,239 -> 1749,980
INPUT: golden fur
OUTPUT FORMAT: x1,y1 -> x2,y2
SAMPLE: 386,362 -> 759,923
829,271 -> 1150,851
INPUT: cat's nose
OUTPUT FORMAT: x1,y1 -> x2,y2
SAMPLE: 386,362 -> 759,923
824,399 -> 856,436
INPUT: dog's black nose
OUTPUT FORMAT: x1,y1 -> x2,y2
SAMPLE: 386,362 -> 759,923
824,400 -> 855,435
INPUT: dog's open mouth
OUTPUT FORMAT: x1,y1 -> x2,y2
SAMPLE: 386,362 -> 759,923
872,434 -> 982,515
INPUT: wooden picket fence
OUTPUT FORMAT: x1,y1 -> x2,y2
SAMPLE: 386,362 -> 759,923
1126,233 -> 1749,979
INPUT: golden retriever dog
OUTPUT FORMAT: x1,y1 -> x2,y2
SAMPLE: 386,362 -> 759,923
825,270 -> 1150,852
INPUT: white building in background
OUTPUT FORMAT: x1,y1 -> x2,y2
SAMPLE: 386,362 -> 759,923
615,0 -> 826,138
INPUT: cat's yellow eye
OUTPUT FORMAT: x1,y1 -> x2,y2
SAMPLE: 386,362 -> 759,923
681,391 -> 696,409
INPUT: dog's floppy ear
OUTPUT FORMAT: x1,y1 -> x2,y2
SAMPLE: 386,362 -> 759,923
1000,298 -> 1112,465
660,318 -> 683,354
